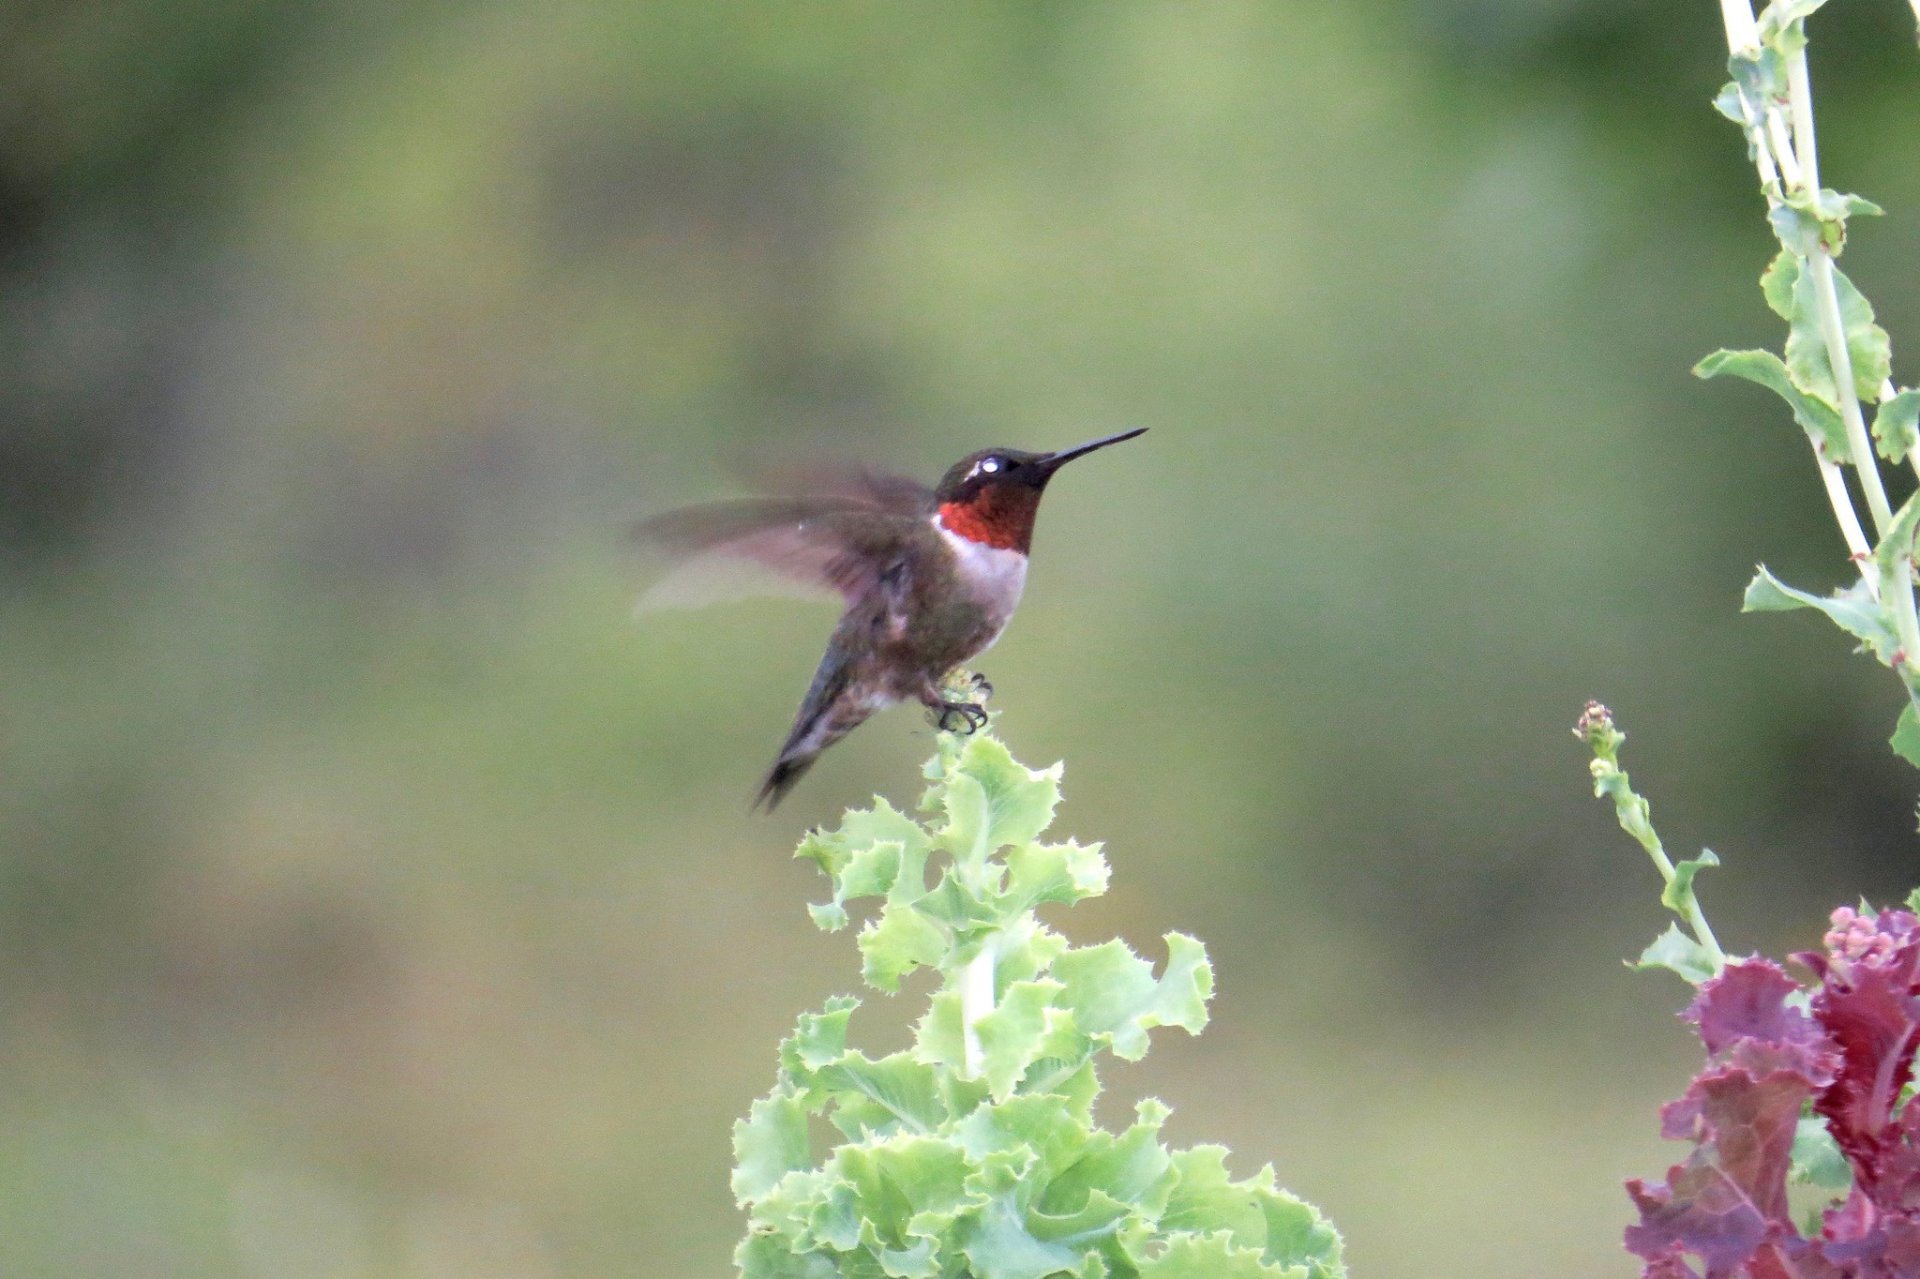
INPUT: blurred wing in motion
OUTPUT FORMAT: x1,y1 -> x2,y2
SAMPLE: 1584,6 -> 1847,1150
632,495 -> 922,613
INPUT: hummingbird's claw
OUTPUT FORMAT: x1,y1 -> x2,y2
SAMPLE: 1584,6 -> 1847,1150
932,701 -> 989,735
969,672 -> 993,700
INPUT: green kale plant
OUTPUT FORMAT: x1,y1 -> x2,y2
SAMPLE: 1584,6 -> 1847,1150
731,726 -> 1345,1278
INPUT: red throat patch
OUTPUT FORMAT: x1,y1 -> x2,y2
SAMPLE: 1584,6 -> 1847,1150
938,491 -> 1037,553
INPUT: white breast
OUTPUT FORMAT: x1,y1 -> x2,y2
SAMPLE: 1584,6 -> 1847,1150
937,521 -> 1029,643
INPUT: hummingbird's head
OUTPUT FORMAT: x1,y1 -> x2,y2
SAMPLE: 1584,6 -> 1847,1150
932,428 -> 1146,553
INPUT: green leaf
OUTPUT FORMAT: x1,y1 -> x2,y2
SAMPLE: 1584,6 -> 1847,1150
1760,250 -> 1798,320
932,734 -> 1064,878
1005,839 -> 1110,911
1694,349 -> 1846,459
975,979 -> 1065,1101
1712,81 -> 1748,126
859,900 -> 949,992
1763,0 -> 1830,30
1785,260 -> 1891,403
1160,1147 -> 1266,1242
1789,1115 -> 1852,1190
735,1091 -> 814,1203
1135,1233 -> 1300,1278
1728,47 -> 1788,110
1037,1098 -> 1176,1221
1256,1190 -> 1345,1276
953,1095 -> 1095,1180
1891,704 -> 1920,770
781,996 -> 861,1092
802,798 -> 934,930
821,1052 -> 945,1138
1743,566 -> 1899,664
1635,922 -> 1720,985
960,1193 -> 1083,1279
833,1134 -> 975,1248
1052,934 -> 1213,1061
913,990 -> 966,1073
1876,495 -> 1920,598
1873,388 -> 1920,461
736,1230 -> 843,1279
1661,849 -> 1720,918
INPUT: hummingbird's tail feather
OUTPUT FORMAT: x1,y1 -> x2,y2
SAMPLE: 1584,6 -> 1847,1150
753,753 -> 817,812
752,638 -> 884,813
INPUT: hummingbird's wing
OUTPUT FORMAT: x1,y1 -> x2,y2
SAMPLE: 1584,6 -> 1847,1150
632,496 -> 925,613
741,464 -> 934,515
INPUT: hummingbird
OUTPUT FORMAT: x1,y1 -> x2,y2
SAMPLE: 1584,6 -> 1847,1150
635,428 -> 1147,810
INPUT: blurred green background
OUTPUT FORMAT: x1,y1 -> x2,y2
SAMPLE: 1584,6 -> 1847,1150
4,1 -> 1919,1275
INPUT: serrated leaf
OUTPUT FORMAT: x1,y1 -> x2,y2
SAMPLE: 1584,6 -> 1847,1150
1026,1186 -> 1134,1250
1694,349 -> 1846,459
960,1194 -> 1083,1279
1135,1233 -> 1299,1278
782,996 -> 861,1085
859,900 -> 949,992
736,1230 -> 843,1279
1255,1190 -> 1344,1276
1159,1147 -> 1266,1241
1005,839 -> 1110,911
1635,922 -> 1720,985
995,923 -> 1071,987
735,1092 -> 814,1203
932,735 -> 1065,883
1873,388 -> 1920,461
833,1135 -> 975,1248
1053,935 -> 1213,1061
1037,1099 -> 1175,1221
913,990 -> 966,1072
953,1095 -> 1094,1179
820,1052 -> 945,1138
802,798 -> 935,930
1742,566 -> 1899,664
1662,850 -> 1720,918
974,980 -> 1064,1101
877,1235 -> 939,1279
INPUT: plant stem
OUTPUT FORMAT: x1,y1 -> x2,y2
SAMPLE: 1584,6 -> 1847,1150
1785,48 -> 1920,678
1816,460 -> 1875,571
960,942 -> 995,1079
1718,0 -> 1760,53
1579,703 -> 1727,972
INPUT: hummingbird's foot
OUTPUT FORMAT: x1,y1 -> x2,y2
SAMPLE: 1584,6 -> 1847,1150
931,700 -> 989,735
968,672 -> 993,700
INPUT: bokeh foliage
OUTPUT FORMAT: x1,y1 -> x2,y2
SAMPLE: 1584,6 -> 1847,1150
3,2 -> 1920,1275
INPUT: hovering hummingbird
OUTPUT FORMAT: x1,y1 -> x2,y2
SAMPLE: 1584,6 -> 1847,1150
635,428 -> 1147,810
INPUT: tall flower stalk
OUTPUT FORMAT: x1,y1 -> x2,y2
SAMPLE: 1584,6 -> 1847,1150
1699,0 -> 1920,756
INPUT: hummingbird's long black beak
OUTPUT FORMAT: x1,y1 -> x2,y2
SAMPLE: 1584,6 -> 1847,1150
1035,427 -> 1148,476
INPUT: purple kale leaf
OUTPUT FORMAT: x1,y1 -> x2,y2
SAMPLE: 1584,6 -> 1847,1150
1627,911 -> 1920,1278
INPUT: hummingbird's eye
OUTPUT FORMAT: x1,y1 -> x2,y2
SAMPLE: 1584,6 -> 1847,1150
980,457 -> 1001,475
